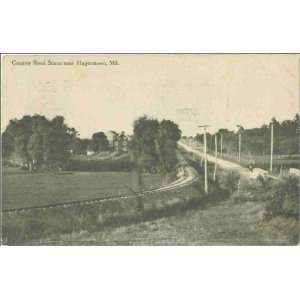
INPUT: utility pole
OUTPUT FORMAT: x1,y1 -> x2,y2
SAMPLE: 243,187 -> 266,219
270,121 -> 274,173
199,125 -> 210,194
213,133 -> 218,181
237,125 -> 243,163
192,137 -> 196,160
238,133 -> 241,162
220,133 -> 223,156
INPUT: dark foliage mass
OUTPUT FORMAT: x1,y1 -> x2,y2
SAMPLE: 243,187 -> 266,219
130,116 -> 182,174
231,175 -> 299,244
91,132 -> 109,152
261,176 -> 300,220
2,115 -> 77,170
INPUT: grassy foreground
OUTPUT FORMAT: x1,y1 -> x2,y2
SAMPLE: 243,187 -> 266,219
3,153 -> 298,245
28,198 -> 266,245
28,194 -> 298,246
25,168 -> 299,246
3,167 -> 164,210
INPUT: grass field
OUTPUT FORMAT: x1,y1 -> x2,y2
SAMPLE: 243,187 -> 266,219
30,197 -> 297,246
27,198 -> 285,245
2,167 -> 164,210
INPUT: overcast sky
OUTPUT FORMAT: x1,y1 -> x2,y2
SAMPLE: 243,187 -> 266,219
2,54 -> 299,137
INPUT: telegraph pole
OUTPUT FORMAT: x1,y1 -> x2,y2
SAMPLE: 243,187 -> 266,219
203,128 -> 208,193
199,125 -> 210,194
270,121 -> 274,173
238,133 -> 241,162
213,133 -> 218,181
237,125 -> 243,163
220,134 -> 223,156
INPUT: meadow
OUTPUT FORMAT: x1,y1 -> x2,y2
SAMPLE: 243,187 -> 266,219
3,148 -> 298,245
32,198 -> 269,246
2,166 -> 164,210
27,173 -> 299,246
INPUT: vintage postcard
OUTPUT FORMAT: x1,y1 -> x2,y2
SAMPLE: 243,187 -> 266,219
1,54 -> 299,245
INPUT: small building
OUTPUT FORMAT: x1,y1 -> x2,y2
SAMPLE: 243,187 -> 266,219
105,131 -> 118,150
86,150 -> 95,156
86,145 -> 95,156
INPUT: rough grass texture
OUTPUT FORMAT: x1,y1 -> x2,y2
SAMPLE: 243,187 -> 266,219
231,175 -> 299,244
3,150 -> 298,245
3,180 -> 221,245
26,197 -> 280,246
2,167 -> 164,210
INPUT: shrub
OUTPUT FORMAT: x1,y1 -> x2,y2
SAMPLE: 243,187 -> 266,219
217,170 -> 240,194
257,216 -> 299,245
264,176 -> 299,220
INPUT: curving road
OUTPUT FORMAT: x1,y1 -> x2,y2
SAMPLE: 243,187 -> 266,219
179,141 -> 250,174
178,141 -> 278,180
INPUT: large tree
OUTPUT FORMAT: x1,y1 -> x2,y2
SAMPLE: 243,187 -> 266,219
155,119 -> 181,173
131,116 -> 160,173
2,114 -> 76,170
43,116 -> 71,168
27,132 -> 44,170
91,132 -> 109,152
131,116 -> 181,174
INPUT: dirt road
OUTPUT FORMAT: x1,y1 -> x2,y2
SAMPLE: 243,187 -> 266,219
179,141 -> 255,178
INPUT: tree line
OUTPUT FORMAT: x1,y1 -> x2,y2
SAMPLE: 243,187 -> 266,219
193,114 -> 299,156
2,114 -> 132,170
2,114 -> 182,174
71,132 -> 109,154
2,115 -> 78,170
73,131 -> 128,154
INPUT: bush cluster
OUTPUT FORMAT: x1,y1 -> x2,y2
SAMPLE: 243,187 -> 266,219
262,176 -> 299,220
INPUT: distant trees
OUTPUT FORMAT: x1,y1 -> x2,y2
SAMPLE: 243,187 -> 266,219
198,114 -> 300,156
72,138 -> 90,154
117,131 -> 127,154
130,115 -> 181,174
2,114 -> 78,170
91,132 -> 109,152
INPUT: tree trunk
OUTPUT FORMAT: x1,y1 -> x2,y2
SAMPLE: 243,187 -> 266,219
135,168 -> 144,216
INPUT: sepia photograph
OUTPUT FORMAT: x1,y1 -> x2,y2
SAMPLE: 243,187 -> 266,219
1,54 -> 299,246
